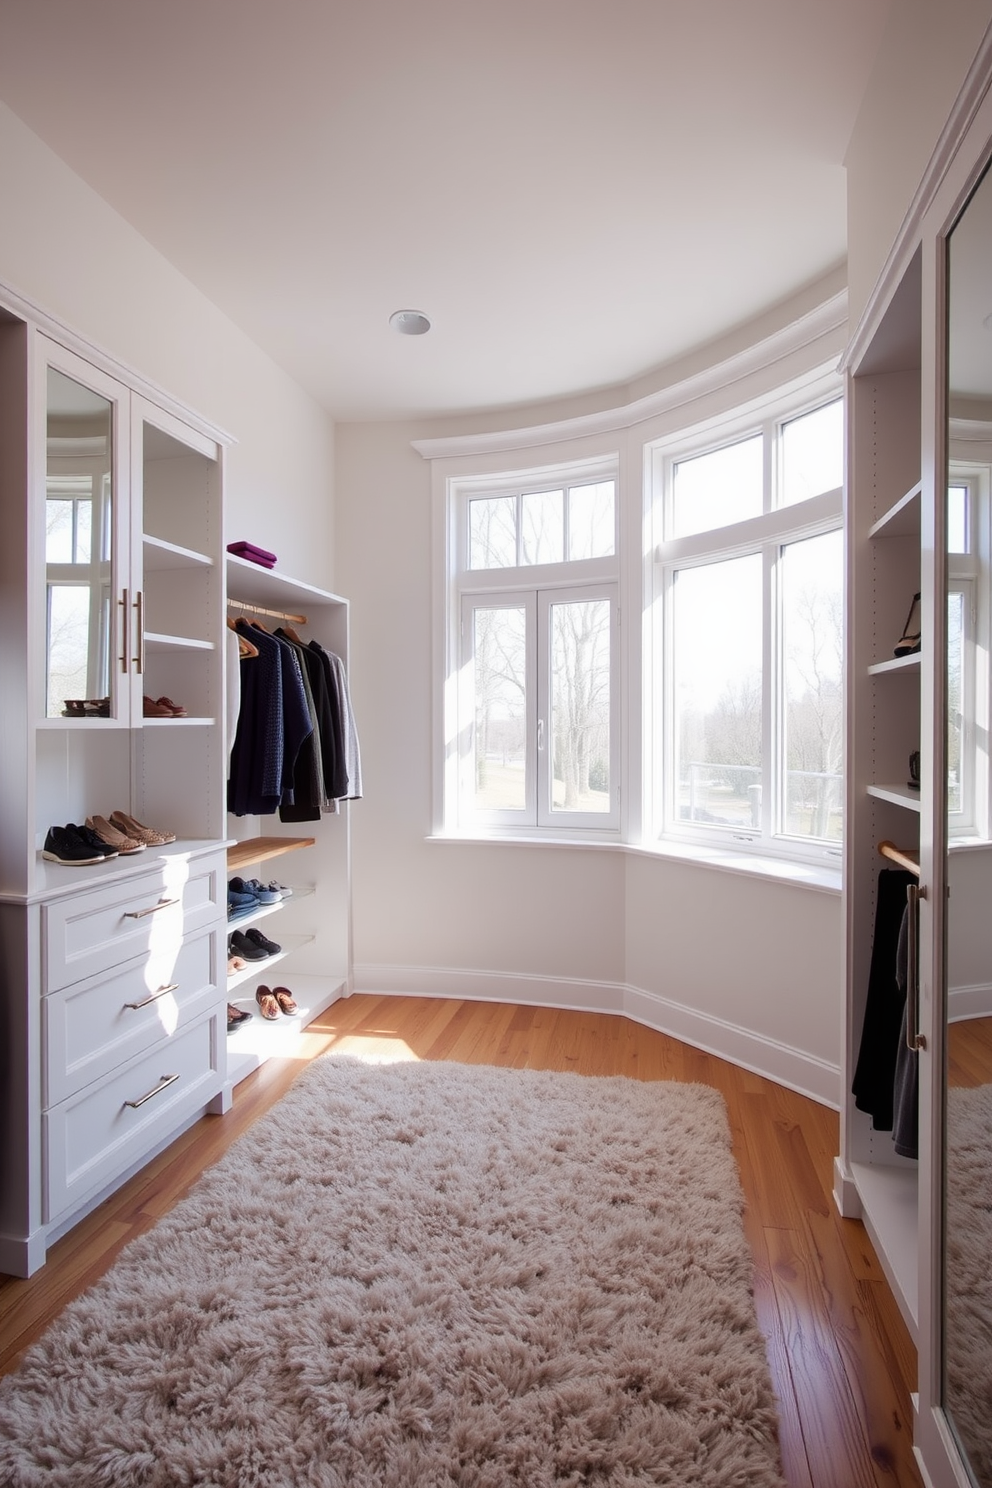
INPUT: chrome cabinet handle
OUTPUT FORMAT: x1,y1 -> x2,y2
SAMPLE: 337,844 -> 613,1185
123,983 -> 179,1010
906,882 -> 927,1052
124,1072 -> 179,1109
537,717 -> 545,752
123,897 -> 180,920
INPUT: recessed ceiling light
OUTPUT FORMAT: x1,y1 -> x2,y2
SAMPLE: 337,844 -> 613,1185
389,309 -> 431,336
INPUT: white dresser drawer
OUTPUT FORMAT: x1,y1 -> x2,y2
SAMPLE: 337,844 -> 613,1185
42,850 -> 225,993
43,929 -> 220,1107
43,1011 -> 224,1223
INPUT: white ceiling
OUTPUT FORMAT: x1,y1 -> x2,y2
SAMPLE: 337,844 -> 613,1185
0,0 -> 893,422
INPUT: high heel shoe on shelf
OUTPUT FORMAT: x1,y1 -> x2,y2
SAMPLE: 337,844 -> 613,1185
893,592 -> 922,657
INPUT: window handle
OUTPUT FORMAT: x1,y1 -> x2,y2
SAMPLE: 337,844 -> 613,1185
537,718 -> 545,752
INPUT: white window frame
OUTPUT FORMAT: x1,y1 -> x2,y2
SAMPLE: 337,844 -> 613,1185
947,458 -> 991,841
444,455 -> 621,838
649,391 -> 844,870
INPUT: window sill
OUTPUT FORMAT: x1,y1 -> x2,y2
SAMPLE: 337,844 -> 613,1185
426,831 -> 842,892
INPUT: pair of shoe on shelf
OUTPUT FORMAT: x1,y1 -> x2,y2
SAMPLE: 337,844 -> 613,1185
227,875 -> 291,919
254,985 -> 298,1021
228,927 -> 281,962
43,811 -> 176,865
62,697 -> 110,718
143,695 -> 187,717
227,1003 -> 253,1032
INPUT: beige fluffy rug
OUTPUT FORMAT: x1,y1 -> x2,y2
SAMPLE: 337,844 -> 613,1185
946,1082 -> 992,1482
0,1058 -> 784,1487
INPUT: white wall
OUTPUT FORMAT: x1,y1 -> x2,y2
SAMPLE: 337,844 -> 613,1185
846,0 -> 992,332
0,102 -> 335,589
336,321 -> 844,1106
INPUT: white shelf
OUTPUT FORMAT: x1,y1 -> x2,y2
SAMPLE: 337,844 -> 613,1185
869,480 -> 922,538
867,782 -> 922,811
850,1160 -> 919,1336
143,534 -> 213,570
225,973 -> 347,1085
144,632 -> 215,653
226,553 -> 345,610
225,933 -> 315,993
142,715 -> 215,727
868,653 -> 920,676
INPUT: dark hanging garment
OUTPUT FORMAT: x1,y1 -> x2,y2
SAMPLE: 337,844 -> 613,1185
852,867 -> 915,1130
227,622 -> 314,817
893,899 -> 920,1159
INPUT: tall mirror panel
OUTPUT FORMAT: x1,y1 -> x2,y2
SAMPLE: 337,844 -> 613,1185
945,155 -> 992,1487
44,368 -> 114,719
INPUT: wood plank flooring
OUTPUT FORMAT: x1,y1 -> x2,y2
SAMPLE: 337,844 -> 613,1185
0,995 -> 923,1487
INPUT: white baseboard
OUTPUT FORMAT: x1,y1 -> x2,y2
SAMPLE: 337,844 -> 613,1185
353,963 -> 841,1108
948,981 -> 992,1021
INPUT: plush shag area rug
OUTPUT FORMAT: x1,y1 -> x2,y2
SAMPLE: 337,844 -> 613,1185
0,1057 -> 785,1487
946,1081 -> 992,1482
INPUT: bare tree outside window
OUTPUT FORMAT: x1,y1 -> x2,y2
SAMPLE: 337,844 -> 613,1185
472,606 -> 526,811
550,598 -> 610,812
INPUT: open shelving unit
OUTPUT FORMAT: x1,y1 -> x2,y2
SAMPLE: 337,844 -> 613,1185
222,559 -> 354,1089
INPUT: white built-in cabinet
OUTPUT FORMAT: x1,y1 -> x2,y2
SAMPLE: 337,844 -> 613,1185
839,29 -> 992,1488
0,294 -> 354,1279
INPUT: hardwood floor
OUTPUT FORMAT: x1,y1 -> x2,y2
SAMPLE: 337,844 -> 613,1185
0,995 -> 922,1488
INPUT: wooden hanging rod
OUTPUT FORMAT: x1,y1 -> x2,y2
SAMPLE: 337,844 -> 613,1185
878,840 -> 920,876
227,596 -> 308,625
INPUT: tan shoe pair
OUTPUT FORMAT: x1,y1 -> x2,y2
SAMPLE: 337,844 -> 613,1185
87,810 -> 177,853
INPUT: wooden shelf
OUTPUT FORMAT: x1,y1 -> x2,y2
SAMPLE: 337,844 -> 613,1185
227,836 -> 315,873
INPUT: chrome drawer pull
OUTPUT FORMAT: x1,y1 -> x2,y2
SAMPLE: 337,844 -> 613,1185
123,983 -> 179,1010
124,1073 -> 179,1109
123,898 -> 180,920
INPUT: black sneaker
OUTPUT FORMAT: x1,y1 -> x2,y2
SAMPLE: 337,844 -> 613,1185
73,823 -> 120,861
228,930 -> 269,961
243,926 -> 282,956
42,824 -> 109,866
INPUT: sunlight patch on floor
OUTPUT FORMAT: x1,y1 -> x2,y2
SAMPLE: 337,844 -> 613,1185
328,1034 -> 420,1063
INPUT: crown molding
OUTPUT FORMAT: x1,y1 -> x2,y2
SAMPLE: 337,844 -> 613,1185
413,289 -> 847,463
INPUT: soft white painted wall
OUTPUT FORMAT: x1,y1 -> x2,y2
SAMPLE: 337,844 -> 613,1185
336,352 -> 844,1104
0,102 -> 334,589
845,0 -> 992,332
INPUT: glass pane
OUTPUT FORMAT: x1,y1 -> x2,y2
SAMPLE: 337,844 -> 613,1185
780,400 -> 843,506
948,483 -> 969,554
469,496 -> 516,569
46,369 -> 113,718
549,598 -> 611,813
671,435 -> 763,538
568,481 -> 615,560
472,606 -> 526,811
673,556 -> 762,827
781,530 -> 843,840
521,489 -> 563,565
948,590 -> 964,817
47,587 -> 93,715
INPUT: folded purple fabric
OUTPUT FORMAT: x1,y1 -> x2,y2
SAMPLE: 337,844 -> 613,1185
227,540 -> 277,567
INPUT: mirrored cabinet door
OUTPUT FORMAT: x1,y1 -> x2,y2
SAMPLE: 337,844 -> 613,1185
41,344 -> 131,724
943,152 -> 992,1488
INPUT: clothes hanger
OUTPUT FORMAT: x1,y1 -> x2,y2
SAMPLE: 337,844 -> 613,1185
280,624 -> 305,645
227,615 -> 259,658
